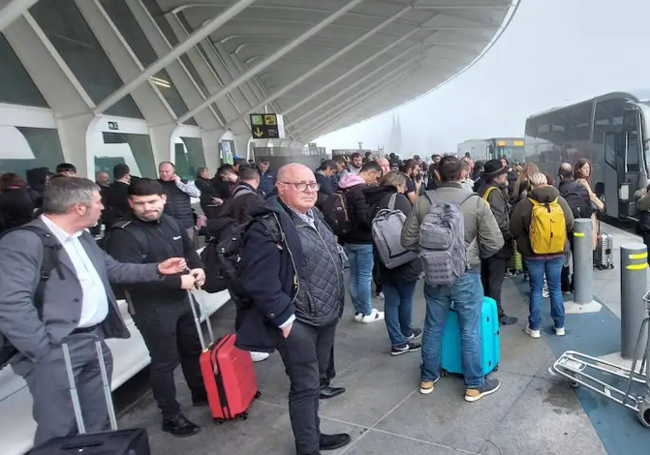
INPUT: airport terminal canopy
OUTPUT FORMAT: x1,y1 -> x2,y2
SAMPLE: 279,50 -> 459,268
159,0 -> 517,142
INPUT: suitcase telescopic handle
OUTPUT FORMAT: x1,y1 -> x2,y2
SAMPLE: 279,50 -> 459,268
187,289 -> 215,351
61,334 -> 118,434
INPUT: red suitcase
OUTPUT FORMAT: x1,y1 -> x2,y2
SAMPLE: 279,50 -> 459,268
189,291 -> 260,424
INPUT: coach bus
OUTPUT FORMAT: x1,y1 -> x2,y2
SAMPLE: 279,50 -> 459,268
457,137 -> 525,163
524,91 -> 650,219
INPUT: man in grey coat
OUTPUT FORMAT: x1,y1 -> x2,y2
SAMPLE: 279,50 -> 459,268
0,177 -> 191,446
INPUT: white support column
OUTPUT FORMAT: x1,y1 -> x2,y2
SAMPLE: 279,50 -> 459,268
177,0 -> 367,124
282,29 -> 422,118
0,0 -> 39,32
224,5 -> 413,129
233,134 -> 251,159
201,129 -> 224,172
286,47 -> 425,128
74,0 -> 177,127
95,0 -> 258,114
149,124 -> 178,169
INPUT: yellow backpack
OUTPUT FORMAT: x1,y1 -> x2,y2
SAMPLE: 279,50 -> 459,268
528,197 -> 566,254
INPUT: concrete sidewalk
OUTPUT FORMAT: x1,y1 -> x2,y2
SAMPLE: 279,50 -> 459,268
118,274 -> 618,455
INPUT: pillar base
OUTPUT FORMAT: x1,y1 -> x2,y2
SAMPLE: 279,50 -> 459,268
563,300 -> 603,314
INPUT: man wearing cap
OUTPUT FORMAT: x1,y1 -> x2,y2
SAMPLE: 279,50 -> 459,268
477,160 -> 518,326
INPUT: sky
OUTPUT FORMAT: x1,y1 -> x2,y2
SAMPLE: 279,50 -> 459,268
316,0 -> 650,157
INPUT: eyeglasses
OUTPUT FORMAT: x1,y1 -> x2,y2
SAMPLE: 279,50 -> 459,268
280,181 -> 320,192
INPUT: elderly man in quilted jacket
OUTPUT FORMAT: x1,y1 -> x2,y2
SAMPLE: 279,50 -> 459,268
238,163 -> 350,455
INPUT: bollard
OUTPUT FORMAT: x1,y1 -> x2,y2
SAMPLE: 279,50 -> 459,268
573,219 -> 594,305
620,242 -> 648,360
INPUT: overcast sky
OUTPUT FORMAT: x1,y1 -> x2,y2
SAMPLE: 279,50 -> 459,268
316,0 -> 650,157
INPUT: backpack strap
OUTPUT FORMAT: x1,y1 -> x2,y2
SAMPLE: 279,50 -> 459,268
482,186 -> 498,203
388,193 -> 397,210
258,213 -> 285,246
1,225 -> 64,318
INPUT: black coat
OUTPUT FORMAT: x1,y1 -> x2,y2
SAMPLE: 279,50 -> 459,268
339,183 -> 372,244
478,182 -> 512,259
0,188 -> 34,231
365,186 -> 422,284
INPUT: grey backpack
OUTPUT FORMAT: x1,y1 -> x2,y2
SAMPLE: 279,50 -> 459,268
372,194 -> 418,269
419,191 -> 475,286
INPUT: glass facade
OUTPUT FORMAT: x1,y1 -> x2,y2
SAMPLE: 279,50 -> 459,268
99,132 -> 157,178
0,33 -> 48,107
30,0 -> 144,119
0,126 -> 64,177
100,0 -> 197,126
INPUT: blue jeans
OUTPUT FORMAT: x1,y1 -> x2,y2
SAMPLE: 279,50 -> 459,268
344,243 -> 374,316
421,271 -> 484,388
525,256 -> 565,330
383,281 -> 417,347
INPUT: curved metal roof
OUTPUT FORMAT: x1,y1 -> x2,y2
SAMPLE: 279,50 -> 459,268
160,0 -> 519,142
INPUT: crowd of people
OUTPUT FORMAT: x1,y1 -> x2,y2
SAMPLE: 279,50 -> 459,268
0,151 -> 608,455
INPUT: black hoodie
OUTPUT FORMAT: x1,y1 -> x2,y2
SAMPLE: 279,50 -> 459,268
365,186 -> 423,284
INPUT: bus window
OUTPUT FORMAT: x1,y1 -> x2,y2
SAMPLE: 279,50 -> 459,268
626,130 -> 640,172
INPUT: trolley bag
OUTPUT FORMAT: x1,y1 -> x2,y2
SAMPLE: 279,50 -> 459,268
593,220 -> 614,270
440,296 -> 500,376
188,291 -> 260,423
30,334 -> 150,455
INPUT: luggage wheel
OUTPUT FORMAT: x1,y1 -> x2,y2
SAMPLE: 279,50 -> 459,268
638,400 -> 650,429
254,391 -> 262,399
440,369 -> 448,378
213,418 -> 225,425
239,411 -> 249,421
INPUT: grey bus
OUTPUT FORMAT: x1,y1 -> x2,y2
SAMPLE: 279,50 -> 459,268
524,91 -> 650,219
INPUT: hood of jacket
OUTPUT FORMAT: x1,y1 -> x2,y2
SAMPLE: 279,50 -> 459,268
337,173 -> 366,189
529,185 -> 561,204
363,185 -> 397,207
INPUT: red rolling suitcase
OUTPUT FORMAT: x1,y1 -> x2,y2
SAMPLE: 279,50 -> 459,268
31,334 -> 150,455
189,291 -> 260,424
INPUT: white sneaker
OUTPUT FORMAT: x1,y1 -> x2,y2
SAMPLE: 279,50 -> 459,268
360,308 -> 385,323
354,313 -> 363,322
524,325 -> 541,339
250,351 -> 270,362
554,326 -> 566,336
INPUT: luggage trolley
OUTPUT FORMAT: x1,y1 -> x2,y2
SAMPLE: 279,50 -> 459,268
552,289 -> 650,429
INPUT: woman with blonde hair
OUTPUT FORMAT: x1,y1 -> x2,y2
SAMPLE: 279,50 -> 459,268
512,163 -> 539,203
574,158 -> 603,248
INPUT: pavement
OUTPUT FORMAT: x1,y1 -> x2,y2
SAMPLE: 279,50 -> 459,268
115,222 -> 650,455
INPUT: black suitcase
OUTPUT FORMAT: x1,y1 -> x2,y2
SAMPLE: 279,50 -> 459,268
30,334 -> 151,455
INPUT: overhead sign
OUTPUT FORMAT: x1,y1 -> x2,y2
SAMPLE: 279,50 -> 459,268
250,113 -> 285,139
108,121 -> 119,131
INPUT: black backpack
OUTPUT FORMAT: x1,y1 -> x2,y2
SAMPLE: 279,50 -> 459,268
201,214 -> 283,308
560,182 -> 593,219
0,225 -> 64,369
321,189 -> 353,236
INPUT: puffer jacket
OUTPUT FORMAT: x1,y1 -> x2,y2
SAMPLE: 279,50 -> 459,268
337,173 -> 372,244
237,197 -> 344,352
510,185 -> 574,258
401,182 -> 504,270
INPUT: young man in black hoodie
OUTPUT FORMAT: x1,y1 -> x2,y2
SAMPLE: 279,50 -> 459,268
477,160 -> 518,326
337,161 -> 383,323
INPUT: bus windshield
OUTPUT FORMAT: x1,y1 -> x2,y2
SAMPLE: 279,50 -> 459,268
496,146 -> 525,163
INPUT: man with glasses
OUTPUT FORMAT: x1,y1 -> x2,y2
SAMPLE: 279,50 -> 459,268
238,163 -> 350,455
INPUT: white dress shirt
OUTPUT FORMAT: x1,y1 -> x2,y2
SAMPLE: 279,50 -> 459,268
41,215 -> 109,328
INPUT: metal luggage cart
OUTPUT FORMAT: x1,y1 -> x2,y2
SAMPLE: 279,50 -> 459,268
552,289 -> 650,429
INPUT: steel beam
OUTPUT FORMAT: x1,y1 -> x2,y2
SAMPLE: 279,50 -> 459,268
294,62 -> 417,136
0,0 -> 39,32
177,0 -> 367,124
283,36 -> 424,119
223,5 -> 413,129
301,69 -> 414,140
286,47 -> 425,129
94,0 -> 257,114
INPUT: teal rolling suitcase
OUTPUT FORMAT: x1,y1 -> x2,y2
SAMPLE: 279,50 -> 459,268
440,296 -> 500,376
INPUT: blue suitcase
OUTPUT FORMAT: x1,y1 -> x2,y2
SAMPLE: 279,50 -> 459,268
440,296 -> 500,376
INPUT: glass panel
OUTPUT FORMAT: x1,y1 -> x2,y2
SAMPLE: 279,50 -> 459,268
174,137 -> 206,180
0,126 -> 64,176
0,33 -> 48,107
99,0 -> 197,126
30,0 -> 143,119
99,132 -> 156,178
220,140 -> 234,164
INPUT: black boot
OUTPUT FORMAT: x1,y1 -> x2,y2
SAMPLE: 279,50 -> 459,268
320,433 -> 352,451
319,384 -> 345,400
499,314 -> 518,326
162,414 -> 201,437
